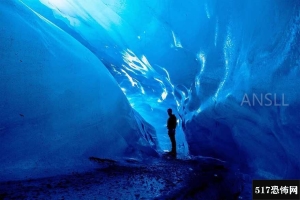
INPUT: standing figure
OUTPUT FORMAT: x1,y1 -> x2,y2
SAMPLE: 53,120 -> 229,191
167,108 -> 177,155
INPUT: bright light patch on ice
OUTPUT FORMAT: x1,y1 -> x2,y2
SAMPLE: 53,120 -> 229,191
40,0 -> 68,11
171,31 -> 183,48
141,86 -> 145,94
39,0 -> 82,26
195,52 -> 206,95
198,52 -> 206,75
40,0 -> 124,29
141,55 -> 153,71
122,50 -> 150,74
121,87 -> 127,93
154,78 -> 168,101
214,19 -> 219,46
121,69 -> 138,87
205,3 -> 211,19
214,27 -> 232,99
161,90 -> 168,100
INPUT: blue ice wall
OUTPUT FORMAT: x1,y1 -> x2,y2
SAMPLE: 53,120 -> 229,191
2,0 -> 300,180
0,0 -> 158,180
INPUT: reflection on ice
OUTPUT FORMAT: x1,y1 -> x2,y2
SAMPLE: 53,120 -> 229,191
171,31 -> 183,48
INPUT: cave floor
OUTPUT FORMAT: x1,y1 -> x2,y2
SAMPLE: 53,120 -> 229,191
0,154 -> 252,200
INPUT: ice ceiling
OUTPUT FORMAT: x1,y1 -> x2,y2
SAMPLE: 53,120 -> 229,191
0,0 -> 299,180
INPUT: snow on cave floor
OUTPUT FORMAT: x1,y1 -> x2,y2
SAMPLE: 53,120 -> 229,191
0,154 -> 252,200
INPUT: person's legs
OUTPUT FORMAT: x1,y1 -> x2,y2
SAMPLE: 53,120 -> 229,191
168,129 -> 176,154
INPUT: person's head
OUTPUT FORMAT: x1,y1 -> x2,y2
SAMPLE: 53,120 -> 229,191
167,108 -> 172,116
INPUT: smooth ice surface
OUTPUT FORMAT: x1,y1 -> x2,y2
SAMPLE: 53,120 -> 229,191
0,0 -> 157,181
1,0 -> 300,181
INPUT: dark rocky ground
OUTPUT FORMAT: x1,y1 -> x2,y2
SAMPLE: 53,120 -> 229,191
0,154 -> 252,200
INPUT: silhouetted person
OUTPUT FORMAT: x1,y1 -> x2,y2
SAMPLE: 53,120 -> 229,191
167,108 -> 177,155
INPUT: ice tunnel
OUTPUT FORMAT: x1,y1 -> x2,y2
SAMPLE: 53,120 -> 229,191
0,0 -> 300,181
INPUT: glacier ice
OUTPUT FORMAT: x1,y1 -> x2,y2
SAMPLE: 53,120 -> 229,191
0,0 -> 157,180
1,0 -> 300,181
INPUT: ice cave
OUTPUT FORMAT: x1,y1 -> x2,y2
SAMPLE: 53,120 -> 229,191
0,0 -> 300,199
